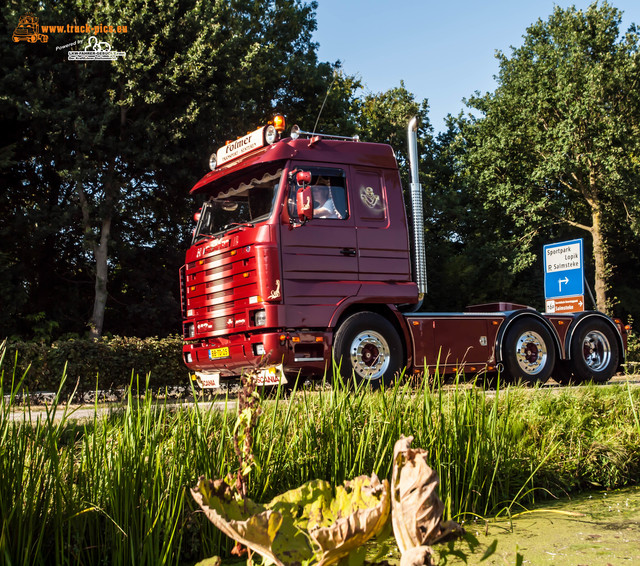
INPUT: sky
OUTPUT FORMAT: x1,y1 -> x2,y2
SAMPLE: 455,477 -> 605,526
313,0 -> 640,133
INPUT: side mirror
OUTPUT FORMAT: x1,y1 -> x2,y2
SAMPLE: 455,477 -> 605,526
296,171 -> 311,185
296,186 -> 313,223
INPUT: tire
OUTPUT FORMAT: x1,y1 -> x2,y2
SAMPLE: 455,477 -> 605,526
333,312 -> 403,388
553,360 -> 579,385
569,319 -> 619,383
502,318 -> 556,385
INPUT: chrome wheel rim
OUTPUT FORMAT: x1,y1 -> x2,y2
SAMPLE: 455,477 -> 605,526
349,330 -> 390,380
582,330 -> 611,371
515,331 -> 548,375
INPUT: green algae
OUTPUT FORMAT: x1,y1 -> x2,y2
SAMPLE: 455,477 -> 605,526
462,486 -> 640,565
359,486 -> 640,565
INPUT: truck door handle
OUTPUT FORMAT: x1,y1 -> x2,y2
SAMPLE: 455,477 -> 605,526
340,247 -> 357,257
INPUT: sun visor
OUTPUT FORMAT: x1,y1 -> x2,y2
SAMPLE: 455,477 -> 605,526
190,142 -> 293,195
210,169 -> 283,200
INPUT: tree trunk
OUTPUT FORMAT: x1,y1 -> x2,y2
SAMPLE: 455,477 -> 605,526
89,216 -> 111,339
591,207 -> 608,313
76,166 -> 116,340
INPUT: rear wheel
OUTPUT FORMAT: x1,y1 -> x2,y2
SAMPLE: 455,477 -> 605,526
333,312 -> 403,388
502,318 -> 556,385
569,319 -> 619,383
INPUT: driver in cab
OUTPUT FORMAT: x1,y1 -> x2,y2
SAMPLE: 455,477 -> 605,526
312,179 -> 342,219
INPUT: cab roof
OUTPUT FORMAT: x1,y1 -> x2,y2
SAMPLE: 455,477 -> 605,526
190,136 -> 398,195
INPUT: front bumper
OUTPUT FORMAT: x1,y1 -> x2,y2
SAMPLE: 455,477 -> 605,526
182,330 -> 332,384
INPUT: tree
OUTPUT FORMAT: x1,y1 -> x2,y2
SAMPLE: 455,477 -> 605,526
462,1 -> 640,313
1,0 -> 357,339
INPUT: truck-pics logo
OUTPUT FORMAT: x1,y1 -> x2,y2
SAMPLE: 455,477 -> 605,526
12,13 -> 48,43
12,13 -> 128,59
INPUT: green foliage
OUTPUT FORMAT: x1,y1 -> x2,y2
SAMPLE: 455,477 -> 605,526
421,117 -> 546,313
460,1 -> 640,313
5,335 -> 187,394
626,327 -> 640,363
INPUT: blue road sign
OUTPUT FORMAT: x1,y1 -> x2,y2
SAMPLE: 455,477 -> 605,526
543,239 -> 584,299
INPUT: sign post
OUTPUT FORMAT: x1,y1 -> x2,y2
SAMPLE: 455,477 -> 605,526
543,239 -> 585,314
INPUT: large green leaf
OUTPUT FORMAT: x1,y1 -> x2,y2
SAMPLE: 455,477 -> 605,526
192,473 -> 390,566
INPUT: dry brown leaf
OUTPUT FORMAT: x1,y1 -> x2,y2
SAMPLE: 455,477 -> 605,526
399,545 -> 434,566
391,436 -> 464,556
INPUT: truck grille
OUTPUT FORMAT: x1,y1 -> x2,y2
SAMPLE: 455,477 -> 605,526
183,244 -> 259,337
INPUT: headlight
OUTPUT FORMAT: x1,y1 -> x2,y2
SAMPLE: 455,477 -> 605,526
254,310 -> 267,326
209,153 -> 217,170
265,124 -> 277,145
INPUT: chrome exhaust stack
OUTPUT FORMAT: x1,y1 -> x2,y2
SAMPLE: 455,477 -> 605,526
407,117 -> 427,301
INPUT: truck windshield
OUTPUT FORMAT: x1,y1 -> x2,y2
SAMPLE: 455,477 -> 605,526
192,168 -> 282,243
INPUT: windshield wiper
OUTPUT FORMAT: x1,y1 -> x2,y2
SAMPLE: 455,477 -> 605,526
193,223 -> 254,244
193,233 -> 217,243
222,222 -> 254,231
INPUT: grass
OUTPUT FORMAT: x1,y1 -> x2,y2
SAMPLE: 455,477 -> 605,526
1,348 -> 640,565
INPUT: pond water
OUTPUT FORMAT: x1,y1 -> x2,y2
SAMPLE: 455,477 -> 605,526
217,487 -> 640,565
445,486 -> 640,565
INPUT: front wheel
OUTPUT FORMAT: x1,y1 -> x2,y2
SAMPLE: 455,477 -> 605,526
333,312 -> 403,388
502,318 -> 556,385
569,320 -> 619,383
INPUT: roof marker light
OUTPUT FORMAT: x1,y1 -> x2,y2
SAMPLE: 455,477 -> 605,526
273,115 -> 286,132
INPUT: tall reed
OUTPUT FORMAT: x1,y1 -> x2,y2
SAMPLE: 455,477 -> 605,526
1,345 -> 639,564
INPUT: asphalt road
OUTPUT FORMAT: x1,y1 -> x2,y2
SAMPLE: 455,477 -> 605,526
5,371 -> 640,423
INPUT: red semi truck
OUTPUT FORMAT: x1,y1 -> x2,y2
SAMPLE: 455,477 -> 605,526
180,116 -> 627,388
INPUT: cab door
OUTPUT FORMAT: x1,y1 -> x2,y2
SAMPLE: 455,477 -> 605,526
279,165 -> 360,327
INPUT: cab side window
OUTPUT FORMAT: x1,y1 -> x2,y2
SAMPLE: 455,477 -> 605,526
288,167 -> 348,220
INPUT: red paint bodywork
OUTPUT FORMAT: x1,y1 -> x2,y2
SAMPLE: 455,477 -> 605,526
180,134 -> 627,382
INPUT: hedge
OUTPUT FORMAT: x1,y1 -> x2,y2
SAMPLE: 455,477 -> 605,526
1,335 -> 190,396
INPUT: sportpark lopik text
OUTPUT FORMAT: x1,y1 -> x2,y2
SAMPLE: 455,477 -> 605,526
41,24 -> 127,34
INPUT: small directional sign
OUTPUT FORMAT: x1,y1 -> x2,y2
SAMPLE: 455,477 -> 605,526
543,239 -> 584,311
545,295 -> 585,314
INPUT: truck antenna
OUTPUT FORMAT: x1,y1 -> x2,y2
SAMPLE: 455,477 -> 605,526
313,69 -> 337,133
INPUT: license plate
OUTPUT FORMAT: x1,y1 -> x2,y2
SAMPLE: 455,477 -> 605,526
255,365 -> 287,386
208,347 -> 229,359
195,372 -> 221,389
